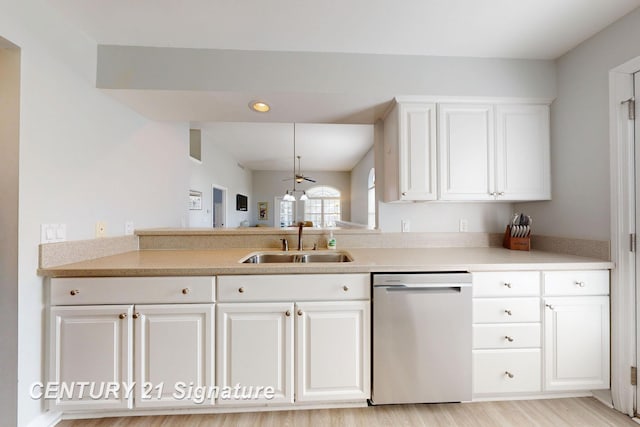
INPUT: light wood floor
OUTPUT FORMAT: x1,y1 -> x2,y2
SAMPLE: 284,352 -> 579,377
58,398 -> 637,426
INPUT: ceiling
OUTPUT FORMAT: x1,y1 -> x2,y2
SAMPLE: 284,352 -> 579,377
49,0 -> 640,171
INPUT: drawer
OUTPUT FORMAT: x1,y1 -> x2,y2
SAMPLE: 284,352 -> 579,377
473,349 -> 541,395
217,274 -> 369,302
473,323 -> 541,349
473,272 -> 540,297
473,298 -> 540,323
543,270 -> 609,296
50,277 -> 215,305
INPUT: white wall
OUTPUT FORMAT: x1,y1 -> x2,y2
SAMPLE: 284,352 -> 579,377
0,2 -> 191,425
0,42 -> 20,427
189,134 -> 253,228
252,170 -> 351,226
350,147 -> 374,226
517,7 -> 640,240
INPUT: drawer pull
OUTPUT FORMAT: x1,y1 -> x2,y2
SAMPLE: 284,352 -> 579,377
297,309 -> 303,316
132,312 -> 140,319
504,309 -> 512,316
181,288 -> 190,295
70,289 -> 80,296
285,310 -> 291,317
575,281 -> 586,288
503,283 -> 512,288
238,287 -> 245,293
505,371 -> 515,379
119,313 -> 127,320
343,285 -> 349,292
505,336 -> 514,342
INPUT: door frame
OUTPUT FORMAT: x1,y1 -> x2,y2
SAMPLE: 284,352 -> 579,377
609,56 -> 640,417
212,185 -> 227,228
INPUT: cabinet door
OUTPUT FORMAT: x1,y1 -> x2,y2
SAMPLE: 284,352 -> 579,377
398,102 -> 437,200
216,302 -> 294,405
295,301 -> 370,402
544,297 -> 610,391
134,304 -> 214,408
495,104 -> 551,200
48,305 -> 133,411
438,104 -> 495,200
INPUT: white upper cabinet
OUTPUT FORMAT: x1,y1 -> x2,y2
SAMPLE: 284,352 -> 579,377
495,104 -> 551,200
383,102 -> 437,202
438,104 -> 495,200
384,98 -> 551,202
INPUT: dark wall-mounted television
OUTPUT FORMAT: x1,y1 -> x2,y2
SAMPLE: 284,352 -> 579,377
236,194 -> 248,211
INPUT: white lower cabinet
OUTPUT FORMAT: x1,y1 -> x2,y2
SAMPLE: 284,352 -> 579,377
216,274 -> 370,406
472,270 -> 610,399
48,277 -> 215,411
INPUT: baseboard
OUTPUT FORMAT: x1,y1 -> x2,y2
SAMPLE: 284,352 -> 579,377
26,410 -> 62,427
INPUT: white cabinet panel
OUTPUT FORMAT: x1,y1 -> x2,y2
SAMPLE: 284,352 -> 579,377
135,304 -> 214,408
543,270 -> 609,296
295,301 -> 370,402
473,297 -> 540,323
495,104 -> 550,200
473,323 -> 541,349
216,302 -> 294,405
473,349 -> 541,394
438,104 -> 494,200
48,305 -> 133,411
544,296 -> 610,391
473,272 -> 540,297
383,102 -> 437,201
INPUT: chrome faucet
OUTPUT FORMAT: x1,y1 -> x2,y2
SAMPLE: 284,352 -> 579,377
297,222 -> 304,251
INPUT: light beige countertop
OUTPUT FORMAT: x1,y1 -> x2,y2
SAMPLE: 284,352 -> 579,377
38,247 -> 614,277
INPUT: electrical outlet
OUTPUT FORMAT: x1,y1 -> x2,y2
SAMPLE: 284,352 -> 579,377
124,221 -> 134,236
96,221 -> 107,238
401,219 -> 410,232
459,219 -> 468,232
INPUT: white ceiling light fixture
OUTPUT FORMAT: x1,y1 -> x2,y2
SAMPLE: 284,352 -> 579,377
249,100 -> 270,113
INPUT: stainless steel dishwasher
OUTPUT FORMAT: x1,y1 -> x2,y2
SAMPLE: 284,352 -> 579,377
371,272 -> 472,405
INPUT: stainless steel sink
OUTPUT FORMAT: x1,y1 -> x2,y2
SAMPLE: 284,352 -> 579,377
242,251 -> 353,264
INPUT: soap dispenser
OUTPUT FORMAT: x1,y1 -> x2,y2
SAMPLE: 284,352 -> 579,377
327,231 -> 337,250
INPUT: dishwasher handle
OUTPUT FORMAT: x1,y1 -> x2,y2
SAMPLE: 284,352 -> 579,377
378,283 -> 470,293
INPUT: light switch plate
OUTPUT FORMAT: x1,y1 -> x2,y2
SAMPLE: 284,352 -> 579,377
401,220 -> 410,232
124,221 -> 134,236
459,219 -> 468,232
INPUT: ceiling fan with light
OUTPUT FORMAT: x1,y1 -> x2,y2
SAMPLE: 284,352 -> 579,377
283,123 -> 315,201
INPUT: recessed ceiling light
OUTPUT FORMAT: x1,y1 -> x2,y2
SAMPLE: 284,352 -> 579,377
249,100 -> 270,113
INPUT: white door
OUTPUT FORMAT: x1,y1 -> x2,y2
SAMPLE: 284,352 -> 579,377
634,70 -> 640,415
212,186 -> 226,228
216,302 -> 294,405
544,296 -> 610,391
48,305 -> 133,411
134,304 -> 214,408
399,102 -> 437,200
295,301 -> 370,402
438,104 -> 495,200
495,104 -> 551,200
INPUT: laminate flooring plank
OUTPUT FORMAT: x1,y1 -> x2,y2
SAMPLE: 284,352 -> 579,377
57,398 -> 638,427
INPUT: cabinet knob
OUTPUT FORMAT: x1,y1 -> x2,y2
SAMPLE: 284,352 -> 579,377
297,309 -> 303,316
132,312 -> 140,319
505,336 -> 514,342
401,192 -> 407,196
545,304 -> 554,310
498,192 -> 505,196
70,289 -> 80,296
490,192 -> 497,196
575,281 -> 586,288
504,282 -> 512,289
285,310 -> 291,317
119,313 -> 127,320
181,288 -> 190,295
504,309 -> 512,316
505,371 -> 515,379
343,285 -> 349,292
238,287 -> 245,293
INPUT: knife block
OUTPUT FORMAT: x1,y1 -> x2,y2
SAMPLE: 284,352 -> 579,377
503,225 -> 530,251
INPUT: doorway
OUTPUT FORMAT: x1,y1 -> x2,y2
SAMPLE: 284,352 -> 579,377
212,186 -> 226,228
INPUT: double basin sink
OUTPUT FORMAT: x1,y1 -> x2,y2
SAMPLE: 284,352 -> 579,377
242,251 -> 353,264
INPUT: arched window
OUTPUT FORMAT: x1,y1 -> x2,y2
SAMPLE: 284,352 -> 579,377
304,186 -> 341,228
367,168 -> 375,229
